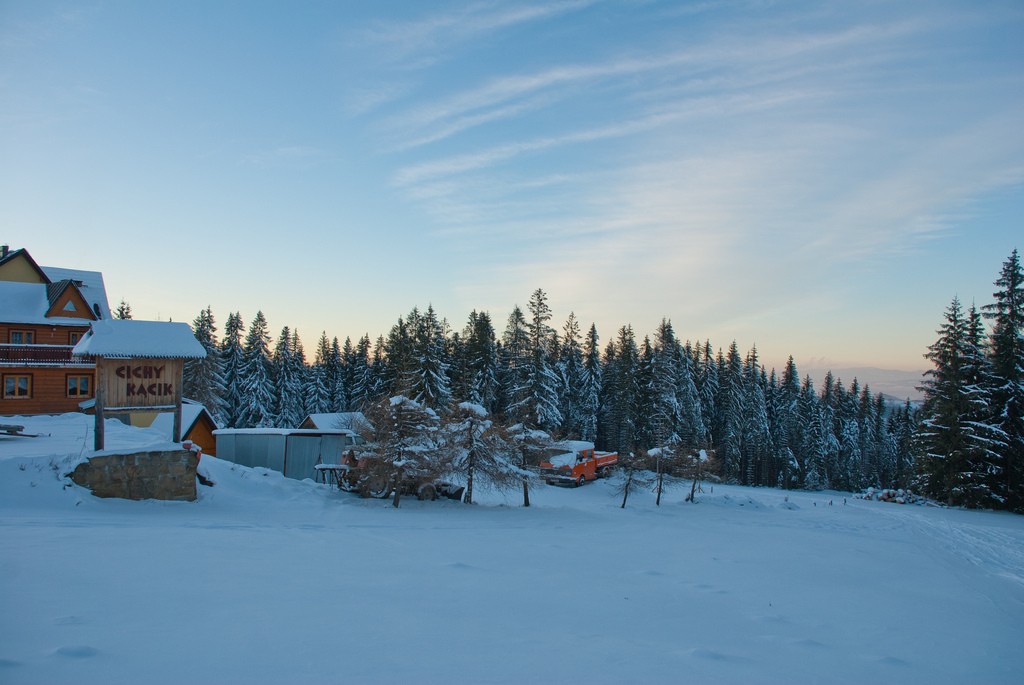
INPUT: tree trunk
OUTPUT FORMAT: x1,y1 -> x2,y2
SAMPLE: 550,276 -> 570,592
522,478 -> 530,507
392,467 -> 403,508
621,471 -> 633,509
464,454 -> 475,504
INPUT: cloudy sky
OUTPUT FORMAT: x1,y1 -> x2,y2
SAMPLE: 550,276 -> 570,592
2,0 -> 1021,385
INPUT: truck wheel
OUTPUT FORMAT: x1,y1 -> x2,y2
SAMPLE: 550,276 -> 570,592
361,474 -> 391,499
577,476 -> 585,487
417,482 -> 438,501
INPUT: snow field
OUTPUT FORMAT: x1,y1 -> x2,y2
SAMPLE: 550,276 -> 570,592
1,414 -> 1023,684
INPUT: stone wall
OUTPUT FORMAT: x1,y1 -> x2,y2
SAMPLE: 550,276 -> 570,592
69,449 -> 199,501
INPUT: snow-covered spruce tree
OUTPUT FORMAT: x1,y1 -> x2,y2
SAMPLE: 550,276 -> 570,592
236,310 -> 276,428
558,313 -> 588,440
518,288 -> 562,432
650,320 -> 682,450
600,326 -> 640,454
383,313 -> 416,398
328,337 -> 347,412
887,399 -> 919,489
442,403 -> 527,504
634,336 -> 657,450
463,310 -> 500,413
796,375 -> 826,489
305,332 -> 333,417
697,341 -> 718,448
114,299 -> 132,319
772,357 -> 802,488
715,342 -> 745,482
361,395 -> 444,508
409,305 -> 452,411
982,249 -> 1024,511
183,306 -> 226,424
578,323 -> 602,443
271,326 -> 306,429
916,297 -> 1006,507
500,305 -> 531,422
219,312 -> 245,428
348,335 -> 374,411
740,346 -> 771,486
506,423 -> 552,507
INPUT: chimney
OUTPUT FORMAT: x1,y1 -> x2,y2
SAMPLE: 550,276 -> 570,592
1,245 -> 8,259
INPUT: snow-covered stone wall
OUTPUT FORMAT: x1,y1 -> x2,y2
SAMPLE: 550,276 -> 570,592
69,449 -> 199,501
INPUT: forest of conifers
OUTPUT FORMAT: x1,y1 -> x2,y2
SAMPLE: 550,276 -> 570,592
178,250 -> 1023,512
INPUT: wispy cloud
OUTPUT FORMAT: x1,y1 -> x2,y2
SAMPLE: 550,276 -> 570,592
354,0 -> 597,68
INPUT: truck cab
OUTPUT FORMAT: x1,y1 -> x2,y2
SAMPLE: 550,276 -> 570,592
539,443 -> 617,487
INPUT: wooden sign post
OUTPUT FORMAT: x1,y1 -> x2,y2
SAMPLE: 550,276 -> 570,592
72,320 -> 206,452
94,358 -> 185,450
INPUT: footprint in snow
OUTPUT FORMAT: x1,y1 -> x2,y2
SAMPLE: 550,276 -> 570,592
54,645 -> 98,658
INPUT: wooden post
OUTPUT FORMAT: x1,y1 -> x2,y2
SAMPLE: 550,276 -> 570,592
94,359 -> 105,451
173,393 -> 183,443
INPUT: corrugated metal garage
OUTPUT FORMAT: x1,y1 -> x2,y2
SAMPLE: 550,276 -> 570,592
213,428 -> 362,481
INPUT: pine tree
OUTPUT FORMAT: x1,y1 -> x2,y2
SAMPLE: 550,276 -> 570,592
740,346 -> 771,486
982,249 -> 1024,510
601,325 -> 640,454
462,311 -> 500,413
362,395 -> 443,508
517,288 -> 562,432
442,403 -> 526,504
409,305 -> 452,410
349,335 -> 374,411
182,306 -> 226,423
220,312 -> 245,428
114,299 -> 132,320
500,305 -> 531,423
329,337 -> 347,412
917,297 -> 1006,507
237,311 -> 275,428
579,323 -> 602,443
716,342 -> 745,482
272,326 -> 306,428
558,313 -> 588,440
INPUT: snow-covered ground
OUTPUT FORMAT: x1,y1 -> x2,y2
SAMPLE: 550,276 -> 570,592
2,414 -> 1022,685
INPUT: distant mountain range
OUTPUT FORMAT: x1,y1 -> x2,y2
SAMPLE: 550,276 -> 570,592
803,367 -> 926,402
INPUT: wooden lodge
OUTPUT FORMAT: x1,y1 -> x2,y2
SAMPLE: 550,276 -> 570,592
0,246 -> 111,415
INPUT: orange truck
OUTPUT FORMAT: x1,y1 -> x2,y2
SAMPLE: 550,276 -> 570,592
539,442 -> 618,487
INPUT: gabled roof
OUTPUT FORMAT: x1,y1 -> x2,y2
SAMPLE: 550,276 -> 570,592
0,281 -> 95,326
148,399 -> 220,437
73,320 -> 206,359
300,412 -> 372,433
0,247 -> 49,283
42,266 -> 110,320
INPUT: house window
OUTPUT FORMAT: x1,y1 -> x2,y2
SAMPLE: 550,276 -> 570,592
67,374 -> 93,398
69,332 -> 83,345
9,330 -> 34,344
3,374 -> 32,399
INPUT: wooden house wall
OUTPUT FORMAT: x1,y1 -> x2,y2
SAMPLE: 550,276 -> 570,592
0,322 -> 92,346
0,365 -> 96,415
45,288 -> 95,320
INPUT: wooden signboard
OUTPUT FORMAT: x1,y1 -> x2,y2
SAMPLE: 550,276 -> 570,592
95,358 -> 184,449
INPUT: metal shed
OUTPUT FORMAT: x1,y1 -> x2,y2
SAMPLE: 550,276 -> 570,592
213,428 -> 361,481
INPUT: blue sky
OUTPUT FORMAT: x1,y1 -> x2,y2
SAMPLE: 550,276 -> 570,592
2,0 -> 1021,382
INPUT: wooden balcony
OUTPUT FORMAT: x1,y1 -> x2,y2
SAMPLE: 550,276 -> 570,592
0,344 -> 93,366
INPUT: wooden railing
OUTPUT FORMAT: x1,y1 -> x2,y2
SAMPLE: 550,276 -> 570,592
0,344 -> 93,366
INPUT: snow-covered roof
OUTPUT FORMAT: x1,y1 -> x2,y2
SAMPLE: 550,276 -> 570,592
148,401 -> 219,437
72,319 -> 206,359
301,412 -> 371,432
42,266 -> 111,320
1,281 -> 52,325
214,428 -> 358,436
